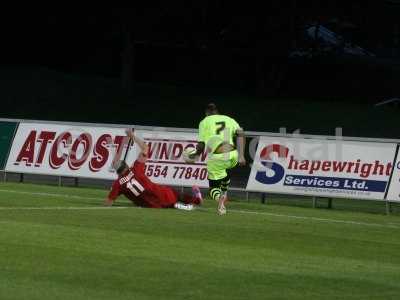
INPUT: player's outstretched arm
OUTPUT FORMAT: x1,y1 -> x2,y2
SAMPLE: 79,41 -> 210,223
125,128 -> 149,162
104,197 -> 113,206
236,128 -> 246,166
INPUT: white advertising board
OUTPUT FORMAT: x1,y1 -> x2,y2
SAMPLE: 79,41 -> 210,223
6,123 -> 208,187
385,147 -> 400,202
247,136 -> 397,200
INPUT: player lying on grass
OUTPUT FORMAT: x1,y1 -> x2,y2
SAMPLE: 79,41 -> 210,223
105,128 -> 203,210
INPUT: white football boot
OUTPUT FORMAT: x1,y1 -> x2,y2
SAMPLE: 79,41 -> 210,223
217,192 -> 227,215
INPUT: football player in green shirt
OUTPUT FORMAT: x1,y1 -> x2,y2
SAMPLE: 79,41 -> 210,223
191,103 -> 246,215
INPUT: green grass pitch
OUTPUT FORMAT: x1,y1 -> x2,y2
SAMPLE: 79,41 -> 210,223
0,182 -> 399,300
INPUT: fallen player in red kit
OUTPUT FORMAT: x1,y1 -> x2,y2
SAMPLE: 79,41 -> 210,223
104,128 -> 203,210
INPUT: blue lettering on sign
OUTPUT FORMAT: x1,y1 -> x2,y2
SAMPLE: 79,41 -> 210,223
256,161 -> 285,184
284,175 -> 387,192
255,144 -> 289,185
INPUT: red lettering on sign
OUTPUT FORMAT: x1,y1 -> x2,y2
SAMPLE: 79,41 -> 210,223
89,134 -> 112,172
112,135 -> 127,163
68,133 -> 92,170
49,132 -> 72,169
160,143 -> 169,160
147,142 -> 154,158
172,143 -> 183,159
35,131 -> 56,167
15,130 -> 37,166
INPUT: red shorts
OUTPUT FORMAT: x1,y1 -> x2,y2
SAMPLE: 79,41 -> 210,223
142,185 -> 179,208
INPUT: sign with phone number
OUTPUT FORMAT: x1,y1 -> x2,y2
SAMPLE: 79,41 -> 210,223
137,130 -> 210,188
144,164 -> 208,181
5,123 -> 210,188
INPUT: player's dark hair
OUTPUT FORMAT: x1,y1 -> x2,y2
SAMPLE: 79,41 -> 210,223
115,160 -> 128,175
206,103 -> 218,115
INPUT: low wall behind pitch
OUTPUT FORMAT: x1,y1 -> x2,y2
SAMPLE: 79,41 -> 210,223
1,118 -> 400,203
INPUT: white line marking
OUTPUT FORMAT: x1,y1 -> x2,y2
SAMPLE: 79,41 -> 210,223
0,189 -> 101,201
223,209 -> 400,229
0,188 -> 399,229
0,206 -> 128,210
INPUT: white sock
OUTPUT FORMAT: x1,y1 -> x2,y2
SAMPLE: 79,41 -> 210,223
174,202 -> 194,211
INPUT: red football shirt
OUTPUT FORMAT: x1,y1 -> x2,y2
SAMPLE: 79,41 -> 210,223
108,160 -> 178,208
